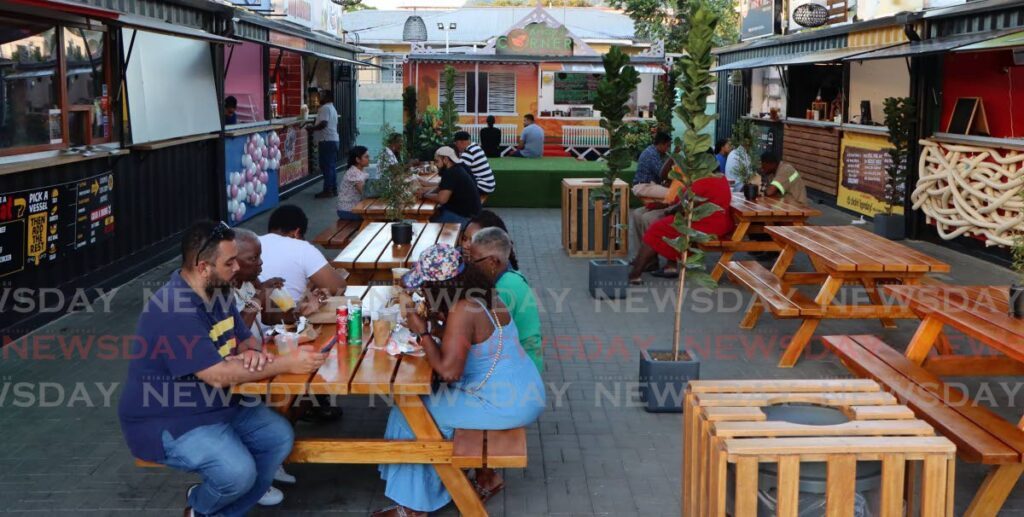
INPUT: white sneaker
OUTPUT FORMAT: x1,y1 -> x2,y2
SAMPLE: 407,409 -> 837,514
257,486 -> 284,506
273,466 -> 297,484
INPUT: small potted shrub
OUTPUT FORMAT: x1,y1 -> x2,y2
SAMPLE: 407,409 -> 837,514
730,118 -> 761,201
1012,228 -> 1024,318
378,126 -> 416,244
638,5 -> 720,413
588,46 -> 639,299
876,96 -> 915,240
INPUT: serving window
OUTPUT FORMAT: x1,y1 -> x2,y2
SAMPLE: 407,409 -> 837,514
0,15 -> 113,156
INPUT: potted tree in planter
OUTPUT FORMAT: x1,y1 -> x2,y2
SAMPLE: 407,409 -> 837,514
876,96 -> 915,240
638,5 -> 719,413
588,46 -> 640,299
378,126 -> 416,245
731,117 -> 761,200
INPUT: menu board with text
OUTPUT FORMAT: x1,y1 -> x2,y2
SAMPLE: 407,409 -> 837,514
554,73 -> 600,105
841,146 -> 891,200
0,171 -> 115,278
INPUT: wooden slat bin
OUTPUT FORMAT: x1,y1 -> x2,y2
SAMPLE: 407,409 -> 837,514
561,178 -> 629,258
683,379 -> 957,517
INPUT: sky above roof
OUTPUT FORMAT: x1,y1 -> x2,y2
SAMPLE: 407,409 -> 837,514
343,6 -> 636,44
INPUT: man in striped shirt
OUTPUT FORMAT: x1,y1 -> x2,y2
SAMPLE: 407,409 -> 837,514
454,131 -> 496,195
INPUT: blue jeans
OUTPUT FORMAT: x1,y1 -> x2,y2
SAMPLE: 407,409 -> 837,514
337,210 -> 362,221
319,141 -> 339,192
160,404 -> 293,517
431,208 -> 469,225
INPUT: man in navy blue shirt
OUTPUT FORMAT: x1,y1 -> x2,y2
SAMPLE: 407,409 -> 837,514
118,220 -> 326,517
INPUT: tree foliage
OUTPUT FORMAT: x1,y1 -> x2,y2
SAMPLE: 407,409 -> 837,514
882,96 -> 915,215
608,0 -> 738,53
402,85 -> 419,159
729,117 -> 760,185
667,5 -> 720,360
653,67 -> 679,134
439,65 -> 460,144
591,46 -> 640,263
378,124 -> 415,222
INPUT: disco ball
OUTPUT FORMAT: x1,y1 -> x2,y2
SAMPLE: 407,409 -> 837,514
793,3 -> 829,28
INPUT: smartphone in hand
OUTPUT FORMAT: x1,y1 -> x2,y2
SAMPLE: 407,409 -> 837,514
320,337 -> 338,354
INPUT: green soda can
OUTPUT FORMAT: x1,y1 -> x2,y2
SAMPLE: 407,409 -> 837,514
347,301 -> 363,344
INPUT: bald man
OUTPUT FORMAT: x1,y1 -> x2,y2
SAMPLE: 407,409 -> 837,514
231,228 -> 299,490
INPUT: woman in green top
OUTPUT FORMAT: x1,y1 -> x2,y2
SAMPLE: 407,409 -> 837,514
461,212 -> 542,372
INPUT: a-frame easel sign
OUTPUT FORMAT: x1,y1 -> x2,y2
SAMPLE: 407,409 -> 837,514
946,97 -> 991,136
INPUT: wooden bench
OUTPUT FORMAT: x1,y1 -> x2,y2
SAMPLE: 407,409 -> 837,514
138,427 -> 528,470
311,220 -> 362,249
825,334 -> 1024,517
723,260 -> 824,319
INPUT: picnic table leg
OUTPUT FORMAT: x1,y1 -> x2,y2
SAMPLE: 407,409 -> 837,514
904,315 -> 944,365
860,278 -> 898,329
963,464 -> 1024,517
710,221 -> 750,282
395,395 -> 487,517
777,275 -> 843,368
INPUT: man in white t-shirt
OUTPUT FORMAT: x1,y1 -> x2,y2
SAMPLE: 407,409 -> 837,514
306,90 -> 340,199
258,205 -> 347,317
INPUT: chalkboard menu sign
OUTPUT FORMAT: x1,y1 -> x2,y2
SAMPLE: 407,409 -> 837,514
554,73 -> 600,105
0,171 -> 115,278
841,146 -> 893,200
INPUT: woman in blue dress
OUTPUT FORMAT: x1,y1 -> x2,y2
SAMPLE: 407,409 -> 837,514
374,244 -> 545,517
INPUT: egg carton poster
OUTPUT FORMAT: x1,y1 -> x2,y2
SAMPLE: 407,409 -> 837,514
224,130 -> 281,225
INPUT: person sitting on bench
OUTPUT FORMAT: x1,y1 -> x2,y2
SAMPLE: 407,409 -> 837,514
760,152 -> 807,205
375,244 -> 545,517
508,114 -> 544,158
628,172 -> 735,284
118,220 -> 327,517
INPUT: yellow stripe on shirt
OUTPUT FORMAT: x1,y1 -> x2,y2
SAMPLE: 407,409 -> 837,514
210,316 -> 236,357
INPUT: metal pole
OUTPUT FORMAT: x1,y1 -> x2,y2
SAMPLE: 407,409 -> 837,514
445,29 -> 450,54
475,62 -> 480,125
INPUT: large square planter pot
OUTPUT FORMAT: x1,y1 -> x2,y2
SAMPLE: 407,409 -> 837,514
872,214 -> 905,240
589,259 -> 629,300
638,348 -> 700,413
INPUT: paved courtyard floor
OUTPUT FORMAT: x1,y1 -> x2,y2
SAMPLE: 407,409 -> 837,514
0,187 -> 1021,515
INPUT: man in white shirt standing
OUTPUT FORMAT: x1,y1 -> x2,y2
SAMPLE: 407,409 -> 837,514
453,131 -> 496,195
306,90 -> 340,199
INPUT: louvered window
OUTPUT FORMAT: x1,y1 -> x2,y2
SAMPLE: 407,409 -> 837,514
438,72 -> 516,115
487,72 -> 516,115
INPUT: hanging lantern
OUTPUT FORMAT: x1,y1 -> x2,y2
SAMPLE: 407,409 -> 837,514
403,15 -> 428,42
793,3 -> 830,28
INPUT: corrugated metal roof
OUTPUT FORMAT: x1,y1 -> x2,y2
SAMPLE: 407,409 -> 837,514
343,8 -> 637,45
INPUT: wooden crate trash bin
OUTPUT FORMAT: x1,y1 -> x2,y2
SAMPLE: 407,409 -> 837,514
561,178 -> 629,258
683,379 -> 957,517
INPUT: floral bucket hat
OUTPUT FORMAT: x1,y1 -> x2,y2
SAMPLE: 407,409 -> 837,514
402,243 -> 465,289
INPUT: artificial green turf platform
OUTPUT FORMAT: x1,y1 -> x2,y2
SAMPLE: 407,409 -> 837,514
487,157 -> 637,208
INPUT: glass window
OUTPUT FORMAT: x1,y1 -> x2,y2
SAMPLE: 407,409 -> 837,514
487,72 -> 515,114
0,20 -> 60,150
64,28 -> 109,142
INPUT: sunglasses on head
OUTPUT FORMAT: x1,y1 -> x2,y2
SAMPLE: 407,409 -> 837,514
195,221 -> 230,266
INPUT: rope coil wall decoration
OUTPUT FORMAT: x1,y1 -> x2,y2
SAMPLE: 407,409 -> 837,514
912,139 -> 1024,247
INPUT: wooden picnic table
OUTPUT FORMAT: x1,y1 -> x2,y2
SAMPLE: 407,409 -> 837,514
824,285 -> 1024,516
233,285 -> 500,516
886,285 -> 1023,377
352,197 -> 439,222
706,194 -> 821,281
725,225 -> 950,368
332,222 -> 461,284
